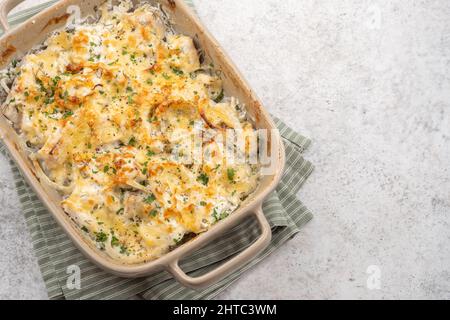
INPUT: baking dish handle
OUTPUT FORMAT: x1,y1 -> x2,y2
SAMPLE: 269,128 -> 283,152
0,0 -> 25,32
168,205 -> 272,290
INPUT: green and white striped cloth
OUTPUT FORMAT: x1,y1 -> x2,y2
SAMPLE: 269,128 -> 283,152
0,0 -> 314,300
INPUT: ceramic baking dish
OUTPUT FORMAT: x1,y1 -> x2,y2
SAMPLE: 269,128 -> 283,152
0,0 -> 285,289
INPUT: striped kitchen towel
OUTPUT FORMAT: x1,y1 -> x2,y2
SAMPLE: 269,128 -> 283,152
0,0 -> 314,300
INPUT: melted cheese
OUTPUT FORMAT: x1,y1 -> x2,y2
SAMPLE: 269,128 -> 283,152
3,0 -> 259,264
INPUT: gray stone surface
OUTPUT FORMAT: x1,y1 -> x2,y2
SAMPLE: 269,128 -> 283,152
0,0 -> 449,300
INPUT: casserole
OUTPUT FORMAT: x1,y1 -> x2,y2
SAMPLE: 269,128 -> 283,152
0,0 -> 285,289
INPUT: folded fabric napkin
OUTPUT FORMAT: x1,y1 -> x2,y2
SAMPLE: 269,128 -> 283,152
0,0 -> 314,300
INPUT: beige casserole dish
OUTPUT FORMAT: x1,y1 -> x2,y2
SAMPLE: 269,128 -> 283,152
0,0 -> 285,289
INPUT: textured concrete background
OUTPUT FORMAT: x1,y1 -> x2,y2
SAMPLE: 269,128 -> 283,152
0,0 -> 449,299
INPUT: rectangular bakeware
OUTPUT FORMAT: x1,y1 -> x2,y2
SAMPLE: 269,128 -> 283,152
0,0 -> 285,289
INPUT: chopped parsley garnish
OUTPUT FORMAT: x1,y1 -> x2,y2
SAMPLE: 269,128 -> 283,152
95,231 -> 108,243
149,209 -> 158,217
227,168 -> 236,182
213,89 -> 224,103
144,194 -> 156,204
120,245 -> 128,255
103,165 -> 110,173
200,201 -> 207,206
81,226 -> 89,233
108,59 -> 118,66
43,108 -> 59,118
59,90 -> 69,101
212,209 -> 220,222
62,110 -> 74,119
111,235 -> 120,247
212,209 -> 229,222
147,149 -> 156,157
52,76 -> 61,86
44,96 -> 54,105
197,173 -> 209,186
171,66 -> 184,76
116,208 -> 124,215
128,136 -> 137,147
36,78 -> 45,91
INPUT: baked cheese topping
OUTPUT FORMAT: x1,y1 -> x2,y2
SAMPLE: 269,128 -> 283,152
1,1 -> 260,263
